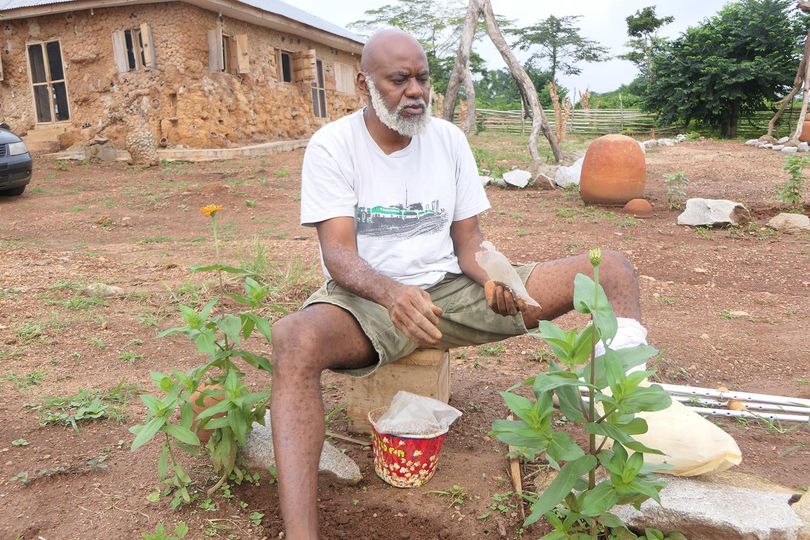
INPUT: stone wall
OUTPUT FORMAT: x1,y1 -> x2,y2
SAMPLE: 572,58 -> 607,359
0,2 -> 363,151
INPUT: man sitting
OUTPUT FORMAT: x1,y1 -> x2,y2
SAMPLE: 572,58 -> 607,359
269,29 -> 646,540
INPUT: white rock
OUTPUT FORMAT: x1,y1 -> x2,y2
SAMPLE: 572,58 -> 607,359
745,139 -> 759,146
489,177 -> 507,188
637,140 -> 647,154
777,136 -> 790,144
479,175 -> 492,187
773,145 -> 785,151
658,138 -> 676,147
502,169 -> 532,188
768,213 -> 810,232
241,413 -> 362,484
643,139 -> 659,148
782,146 -> 799,153
762,144 -> 774,149
83,283 -> 125,298
554,156 -> 584,188
614,476 -> 803,540
675,133 -> 687,143
677,198 -> 750,227
799,142 -> 809,152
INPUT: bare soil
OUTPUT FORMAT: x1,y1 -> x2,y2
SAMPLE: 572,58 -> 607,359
0,137 -> 808,539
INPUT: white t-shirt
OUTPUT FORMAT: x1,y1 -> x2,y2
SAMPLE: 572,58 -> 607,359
301,109 -> 490,288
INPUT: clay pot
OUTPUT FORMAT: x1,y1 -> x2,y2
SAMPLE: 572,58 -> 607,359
189,383 -> 225,445
800,120 -> 810,143
623,198 -> 653,218
580,134 -> 646,205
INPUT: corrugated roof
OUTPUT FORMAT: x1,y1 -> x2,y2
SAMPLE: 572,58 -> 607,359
0,0 -> 365,45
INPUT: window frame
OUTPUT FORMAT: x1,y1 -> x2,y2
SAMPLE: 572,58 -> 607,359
278,49 -> 293,83
311,58 -> 327,118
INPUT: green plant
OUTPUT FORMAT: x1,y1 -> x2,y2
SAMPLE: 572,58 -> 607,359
5,370 -> 46,390
663,171 -> 688,209
129,276 -> 273,508
780,154 -> 807,211
91,337 -> 107,350
249,512 -> 264,526
32,382 -> 139,431
17,322 -> 44,342
119,351 -> 144,364
491,248 -> 673,538
142,521 -> 189,540
11,438 -> 29,447
427,484 -> 468,506
479,343 -> 505,357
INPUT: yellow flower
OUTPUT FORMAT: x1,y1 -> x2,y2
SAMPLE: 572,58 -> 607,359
200,204 -> 224,218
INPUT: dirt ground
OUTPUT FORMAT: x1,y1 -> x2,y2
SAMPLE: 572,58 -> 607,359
0,135 -> 808,539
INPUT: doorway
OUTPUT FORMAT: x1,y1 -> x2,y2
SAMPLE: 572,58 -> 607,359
27,40 -> 70,123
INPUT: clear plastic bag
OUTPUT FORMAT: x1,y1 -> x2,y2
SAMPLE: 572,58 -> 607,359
375,391 -> 462,437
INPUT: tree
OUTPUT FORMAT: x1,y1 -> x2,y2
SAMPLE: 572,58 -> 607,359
645,0 -> 807,137
510,15 -> 609,82
475,65 -> 559,109
619,6 -> 674,87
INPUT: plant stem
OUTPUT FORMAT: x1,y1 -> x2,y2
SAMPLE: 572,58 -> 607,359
212,215 -> 223,290
588,265 -> 599,539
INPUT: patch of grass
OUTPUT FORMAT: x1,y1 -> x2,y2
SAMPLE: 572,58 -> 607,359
139,235 -> 173,244
118,351 -> 143,364
30,381 -> 140,431
69,205 -> 89,213
245,199 -> 257,208
30,187 -> 47,194
91,337 -> 107,350
4,370 -> 46,390
693,227 -> 711,239
54,160 -> 70,171
655,295 -> 678,306
47,294 -> 107,310
479,343 -> 505,357
556,208 -> 575,219
17,322 -> 44,342
275,166 -> 290,178
49,280 -> 83,291
135,313 -> 160,327
427,484 -> 468,506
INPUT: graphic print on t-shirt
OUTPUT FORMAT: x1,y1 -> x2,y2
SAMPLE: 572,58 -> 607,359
355,199 -> 449,239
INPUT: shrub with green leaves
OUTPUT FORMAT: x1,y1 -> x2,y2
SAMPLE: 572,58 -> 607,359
491,249 -> 677,539
780,154 -> 807,211
130,276 -> 273,508
662,172 -> 688,210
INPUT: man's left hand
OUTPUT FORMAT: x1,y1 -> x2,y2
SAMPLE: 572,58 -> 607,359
484,280 -> 527,316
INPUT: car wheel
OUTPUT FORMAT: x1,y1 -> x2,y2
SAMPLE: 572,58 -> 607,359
0,186 -> 26,196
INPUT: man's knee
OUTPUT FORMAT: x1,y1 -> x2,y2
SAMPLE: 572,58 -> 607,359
271,313 -> 325,377
600,249 -> 636,281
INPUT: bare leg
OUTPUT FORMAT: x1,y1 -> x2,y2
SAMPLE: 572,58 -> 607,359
270,303 -> 376,540
520,249 -> 641,329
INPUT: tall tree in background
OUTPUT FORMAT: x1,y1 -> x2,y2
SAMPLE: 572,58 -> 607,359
510,15 -> 609,82
645,0 -> 806,137
619,6 -> 674,88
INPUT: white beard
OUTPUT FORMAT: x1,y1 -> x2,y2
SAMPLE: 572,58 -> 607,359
366,76 -> 432,138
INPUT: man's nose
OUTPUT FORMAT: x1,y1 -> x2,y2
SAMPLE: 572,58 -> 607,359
404,77 -> 425,98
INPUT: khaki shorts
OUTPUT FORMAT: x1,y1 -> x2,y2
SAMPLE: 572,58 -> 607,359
302,264 -> 537,377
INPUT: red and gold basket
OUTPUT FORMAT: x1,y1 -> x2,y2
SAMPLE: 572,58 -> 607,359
368,407 -> 448,488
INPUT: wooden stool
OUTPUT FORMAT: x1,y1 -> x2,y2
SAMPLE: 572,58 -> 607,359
345,349 -> 450,434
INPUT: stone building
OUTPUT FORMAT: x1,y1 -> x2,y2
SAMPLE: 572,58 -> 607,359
0,0 -> 365,156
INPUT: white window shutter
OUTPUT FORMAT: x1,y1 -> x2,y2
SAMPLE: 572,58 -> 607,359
208,27 -> 223,72
140,22 -> 156,70
235,34 -> 249,74
111,30 -> 129,73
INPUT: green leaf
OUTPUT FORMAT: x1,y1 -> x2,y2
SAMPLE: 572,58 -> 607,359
231,350 -> 273,372
609,345 -> 658,373
174,521 -> 189,538
139,394 -> 163,414
500,392 -> 535,423
194,330 -> 217,356
198,297 -> 218,321
622,451 -> 644,483
524,454 -> 597,527
131,416 -> 167,451
195,399 -> 232,421
586,422 -> 664,455
217,314 -> 243,345
546,431 -> 586,462
158,444 -> 169,479
533,371 -> 587,395
618,385 -> 672,414
555,383 -> 587,423
190,264 -> 251,275
491,419 -> 549,450
573,273 -> 617,342
580,481 -> 618,517
165,423 -> 201,446
599,512 -> 626,529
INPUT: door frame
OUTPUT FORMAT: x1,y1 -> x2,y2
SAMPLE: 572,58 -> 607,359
25,38 -> 72,125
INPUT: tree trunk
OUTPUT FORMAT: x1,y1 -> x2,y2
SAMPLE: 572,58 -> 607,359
480,0 -> 562,163
767,25 -> 810,138
791,44 -> 810,144
443,0 -> 482,122
463,67 -> 477,136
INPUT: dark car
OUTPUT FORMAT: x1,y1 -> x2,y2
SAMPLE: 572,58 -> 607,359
0,122 -> 33,196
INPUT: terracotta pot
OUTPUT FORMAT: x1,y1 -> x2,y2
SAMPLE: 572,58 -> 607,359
799,120 -> 810,143
623,198 -> 653,218
189,383 -> 225,445
580,134 -> 646,205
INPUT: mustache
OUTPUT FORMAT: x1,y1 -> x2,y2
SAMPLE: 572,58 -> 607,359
396,98 -> 428,111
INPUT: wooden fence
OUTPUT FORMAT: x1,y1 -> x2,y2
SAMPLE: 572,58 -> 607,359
467,107 -> 796,139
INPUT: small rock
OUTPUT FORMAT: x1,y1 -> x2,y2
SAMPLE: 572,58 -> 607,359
554,156 -> 584,188
777,136 -> 790,144
727,310 -> 751,318
657,138 -> 676,147
121,217 -> 132,227
94,136 -> 109,145
768,213 -> 810,232
502,169 -> 532,188
479,175 -> 492,187
694,267 -> 708,274
700,334 -> 710,340
762,143 -> 774,149
83,283 -> 125,298
675,133 -> 687,143
643,139 -> 659,148
489,177 -> 507,188
799,142 -> 809,152
782,146 -> 799,153
772,144 -> 785,151
677,198 -> 750,227
745,139 -> 759,146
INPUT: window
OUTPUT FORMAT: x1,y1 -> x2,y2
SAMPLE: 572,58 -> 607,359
334,62 -> 355,95
208,28 -> 249,74
27,40 -> 70,122
311,59 -> 326,118
279,50 -> 292,83
112,24 -> 155,72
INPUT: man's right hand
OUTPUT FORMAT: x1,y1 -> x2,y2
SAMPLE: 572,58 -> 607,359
386,285 -> 443,346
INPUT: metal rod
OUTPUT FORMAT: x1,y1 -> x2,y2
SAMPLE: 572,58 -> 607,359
686,406 -> 808,423
669,395 -> 810,415
659,383 -> 810,409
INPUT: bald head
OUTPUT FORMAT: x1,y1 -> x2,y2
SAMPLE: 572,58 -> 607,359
360,29 -> 428,76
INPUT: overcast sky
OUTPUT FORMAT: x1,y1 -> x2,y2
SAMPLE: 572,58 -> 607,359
291,0 -> 730,94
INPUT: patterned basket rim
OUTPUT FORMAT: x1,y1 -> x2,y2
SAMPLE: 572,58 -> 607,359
367,406 -> 449,439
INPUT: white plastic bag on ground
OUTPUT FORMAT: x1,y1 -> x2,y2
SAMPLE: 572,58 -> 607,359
636,398 -> 743,476
375,391 -> 462,437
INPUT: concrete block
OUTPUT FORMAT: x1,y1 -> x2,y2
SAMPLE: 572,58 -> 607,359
346,349 -> 450,434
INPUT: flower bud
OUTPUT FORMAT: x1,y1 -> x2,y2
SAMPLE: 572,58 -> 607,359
589,248 -> 602,267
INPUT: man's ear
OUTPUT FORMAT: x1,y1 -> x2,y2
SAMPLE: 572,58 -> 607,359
357,72 -> 370,99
